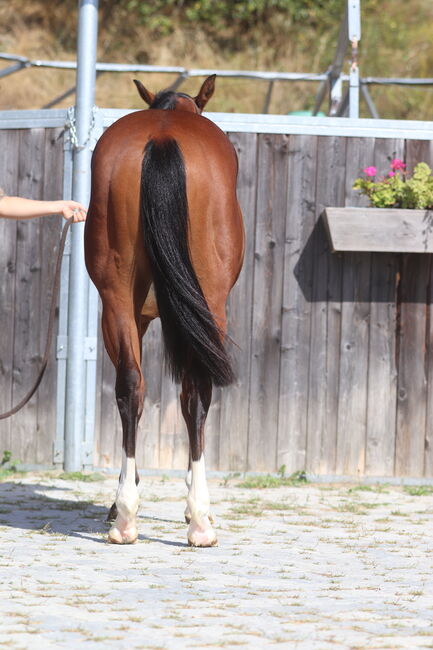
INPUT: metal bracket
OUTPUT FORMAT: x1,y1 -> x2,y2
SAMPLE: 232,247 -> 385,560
81,440 -> 94,467
56,335 -> 68,360
57,335 -> 97,360
53,439 -> 64,464
84,337 -> 97,361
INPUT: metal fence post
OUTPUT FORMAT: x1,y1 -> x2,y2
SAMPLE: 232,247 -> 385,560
64,0 -> 99,472
348,0 -> 361,118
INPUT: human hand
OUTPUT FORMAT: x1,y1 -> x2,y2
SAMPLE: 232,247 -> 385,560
56,200 -> 88,222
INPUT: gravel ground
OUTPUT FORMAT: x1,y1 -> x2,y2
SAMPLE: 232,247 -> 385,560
0,472 -> 433,649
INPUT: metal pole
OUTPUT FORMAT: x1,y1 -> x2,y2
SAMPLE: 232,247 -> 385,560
64,0 -> 99,471
327,4 -> 348,116
263,80 -> 274,114
348,0 -> 361,118
360,83 -> 380,119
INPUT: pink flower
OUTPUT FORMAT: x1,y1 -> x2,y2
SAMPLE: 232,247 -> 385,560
390,158 -> 406,171
363,166 -> 377,177
388,171 -> 395,177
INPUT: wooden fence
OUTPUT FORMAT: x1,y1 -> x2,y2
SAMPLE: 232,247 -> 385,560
1,124 -> 433,477
0,127 -> 64,466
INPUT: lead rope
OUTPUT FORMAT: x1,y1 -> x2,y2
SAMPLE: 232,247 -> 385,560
0,217 -> 74,419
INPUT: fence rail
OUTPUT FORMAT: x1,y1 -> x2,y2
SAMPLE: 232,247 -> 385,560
3,52 -> 433,116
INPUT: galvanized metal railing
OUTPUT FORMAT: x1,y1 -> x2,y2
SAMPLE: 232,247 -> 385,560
3,50 -> 433,118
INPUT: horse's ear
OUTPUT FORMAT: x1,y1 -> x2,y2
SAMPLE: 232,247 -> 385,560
194,74 -> 216,112
133,79 -> 155,106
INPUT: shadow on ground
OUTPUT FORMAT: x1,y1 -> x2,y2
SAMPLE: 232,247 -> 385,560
0,481 -> 189,547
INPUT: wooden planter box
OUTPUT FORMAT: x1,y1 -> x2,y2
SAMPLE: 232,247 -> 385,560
323,207 -> 433,253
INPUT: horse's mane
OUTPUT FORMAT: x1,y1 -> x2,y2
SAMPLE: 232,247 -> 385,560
150,91 -> 193,110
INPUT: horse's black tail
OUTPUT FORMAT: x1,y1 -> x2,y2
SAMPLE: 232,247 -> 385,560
140,137 -> 234,387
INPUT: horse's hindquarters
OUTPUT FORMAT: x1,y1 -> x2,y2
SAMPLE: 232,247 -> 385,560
85,104 -> 244,546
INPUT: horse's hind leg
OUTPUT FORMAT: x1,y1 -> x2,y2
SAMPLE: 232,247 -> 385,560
101,301 -> 144,544
180,374 -> 217,547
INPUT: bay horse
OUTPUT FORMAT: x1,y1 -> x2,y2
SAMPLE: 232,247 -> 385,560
84,75 -> 244,546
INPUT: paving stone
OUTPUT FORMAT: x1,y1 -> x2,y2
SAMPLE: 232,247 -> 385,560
1,474 -> 433,648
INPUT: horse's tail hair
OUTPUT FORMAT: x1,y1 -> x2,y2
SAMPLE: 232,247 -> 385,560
140,137 -> 234,386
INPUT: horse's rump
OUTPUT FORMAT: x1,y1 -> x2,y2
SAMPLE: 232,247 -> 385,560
140,134 -> 235,386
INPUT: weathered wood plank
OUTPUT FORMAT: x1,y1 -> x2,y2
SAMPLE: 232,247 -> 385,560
93,303 -> 105,466
36,128 -> 64,465
336,257 -> 370,475
0,129 -> 19,457
425,142 -> 433,476
277,134 -> 317,474
219,132 -> 258,472
247,134 -> 288,471
137,318 -> 163,470
159,377 -> 187,470
324,207 -> 433,253
205,385 -> 221,471
306,135 -> 346,474
365,139 -> 402,476
335,137 -> 374,476
395,140 -> 432,477
97,345 -> 119,468
13,128 -> 45,465
395,255 -> 430,476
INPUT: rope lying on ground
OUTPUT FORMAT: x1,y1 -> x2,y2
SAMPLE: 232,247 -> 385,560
0,217 -> 74,420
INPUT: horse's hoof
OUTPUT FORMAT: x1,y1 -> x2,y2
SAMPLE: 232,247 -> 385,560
188,534 -> 218,548
107,524 -> 138,545
187,519 -> 218,547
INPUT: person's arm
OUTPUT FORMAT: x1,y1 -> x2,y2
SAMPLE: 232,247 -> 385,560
0,196 -> 87,222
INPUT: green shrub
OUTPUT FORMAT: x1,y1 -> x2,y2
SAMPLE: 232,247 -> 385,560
123,0 -> 343,35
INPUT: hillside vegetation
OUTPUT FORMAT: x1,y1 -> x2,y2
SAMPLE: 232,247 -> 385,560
0,0 -> 432,119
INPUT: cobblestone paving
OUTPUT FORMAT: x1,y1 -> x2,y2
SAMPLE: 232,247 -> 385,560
1,473 -> 433,649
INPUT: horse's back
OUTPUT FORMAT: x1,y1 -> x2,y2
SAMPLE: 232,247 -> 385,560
93,109 -> 236,174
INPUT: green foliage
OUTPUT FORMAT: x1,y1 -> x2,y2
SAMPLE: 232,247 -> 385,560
237,468 -> 308,489
58,471 -> 105,482
221,472 -> 242,487
403,484 -> 433,496
122,0 -> 343,36
0,450 -> 22,480
353,161 -> 433,209
1,450 -> 12,467
348,484 -> 389,493
404,163 -> 433,209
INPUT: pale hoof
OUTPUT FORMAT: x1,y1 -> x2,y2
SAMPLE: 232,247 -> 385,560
107,523 -> 138,545
187,518 -> 218,547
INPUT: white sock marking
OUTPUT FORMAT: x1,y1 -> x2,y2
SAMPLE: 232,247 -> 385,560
109,451 -> 138,539
187,455 -> 210,521
186,455 -> 217,546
